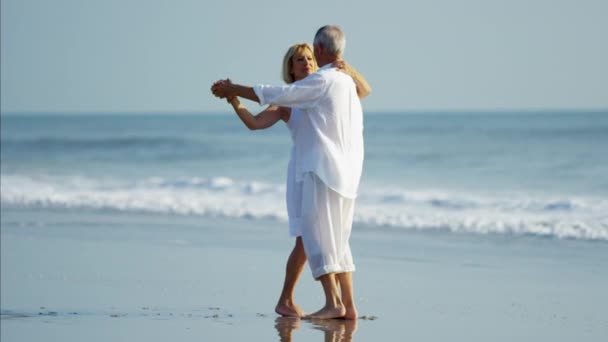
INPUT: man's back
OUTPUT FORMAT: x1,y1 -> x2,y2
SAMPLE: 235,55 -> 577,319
296,66 -> 364,198
253,64 -> 364,198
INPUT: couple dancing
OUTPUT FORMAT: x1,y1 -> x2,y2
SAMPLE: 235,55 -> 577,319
211,25 -> 370,320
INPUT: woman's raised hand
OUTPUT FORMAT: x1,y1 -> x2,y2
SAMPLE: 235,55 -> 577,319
333,60 -> 349,72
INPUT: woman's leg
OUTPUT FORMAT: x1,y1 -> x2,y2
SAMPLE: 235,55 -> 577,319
275,237 -> 307,317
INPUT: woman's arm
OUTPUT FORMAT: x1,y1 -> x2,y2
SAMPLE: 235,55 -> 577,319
228,97 -> 289,130
335,61 -> 372,99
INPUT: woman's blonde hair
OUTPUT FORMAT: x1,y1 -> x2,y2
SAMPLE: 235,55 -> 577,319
282,43 -> 317,84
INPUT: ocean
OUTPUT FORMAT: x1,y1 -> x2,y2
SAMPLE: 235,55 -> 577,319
1,111 -> 607,241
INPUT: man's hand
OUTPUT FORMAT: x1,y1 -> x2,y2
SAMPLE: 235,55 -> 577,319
211,79 -> 237,99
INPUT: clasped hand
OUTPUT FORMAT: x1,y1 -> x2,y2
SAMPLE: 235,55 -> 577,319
210,79 -> 236,101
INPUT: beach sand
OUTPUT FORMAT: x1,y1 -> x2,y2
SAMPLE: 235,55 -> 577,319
2,207 -> 607,341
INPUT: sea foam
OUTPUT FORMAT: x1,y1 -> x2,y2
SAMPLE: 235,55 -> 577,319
2,174 -> 607,241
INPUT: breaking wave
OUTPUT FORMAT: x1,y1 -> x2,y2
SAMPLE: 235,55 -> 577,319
2,174 -> 607,241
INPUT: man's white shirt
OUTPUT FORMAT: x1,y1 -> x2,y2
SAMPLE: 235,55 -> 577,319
253,64 -> 364,199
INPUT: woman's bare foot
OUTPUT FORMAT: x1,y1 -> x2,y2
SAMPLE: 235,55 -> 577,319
275,302 -> 305,317
305,304 -> 346,320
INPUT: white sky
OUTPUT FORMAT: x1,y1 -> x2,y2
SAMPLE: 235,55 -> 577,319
1,0 -> 607,113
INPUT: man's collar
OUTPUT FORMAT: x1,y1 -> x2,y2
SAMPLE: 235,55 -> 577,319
318,63 -> 335,71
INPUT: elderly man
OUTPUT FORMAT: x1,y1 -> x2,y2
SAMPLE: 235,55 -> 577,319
212,25 -> 365,320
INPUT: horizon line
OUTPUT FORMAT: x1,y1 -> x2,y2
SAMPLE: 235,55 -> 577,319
2,108 -> 607,116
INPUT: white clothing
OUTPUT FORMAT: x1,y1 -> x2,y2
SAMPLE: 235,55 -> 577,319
254,64 -> 364,199
285,106 -> 301,142
285,108 -> 302,237
255,64 -> 363,278
300,172 -> 355,279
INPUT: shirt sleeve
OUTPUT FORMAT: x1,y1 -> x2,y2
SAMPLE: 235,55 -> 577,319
253,73 -> 326,109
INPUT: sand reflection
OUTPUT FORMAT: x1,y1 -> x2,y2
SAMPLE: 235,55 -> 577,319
275,317 -> 358,342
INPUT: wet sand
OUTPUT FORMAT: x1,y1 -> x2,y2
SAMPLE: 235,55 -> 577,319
2,208 -> 607,341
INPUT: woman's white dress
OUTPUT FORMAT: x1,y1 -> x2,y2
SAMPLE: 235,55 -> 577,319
285,108 -> 303,237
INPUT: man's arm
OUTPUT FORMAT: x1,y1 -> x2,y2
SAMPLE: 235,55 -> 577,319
212,73 -> 325,108
212,79 -> 260,103
253,73 -> 326,108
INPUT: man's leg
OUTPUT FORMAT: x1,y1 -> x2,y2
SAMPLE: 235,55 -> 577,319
336,272 -> 358,319
306,273 -> 346,319
275,237 -> 307,317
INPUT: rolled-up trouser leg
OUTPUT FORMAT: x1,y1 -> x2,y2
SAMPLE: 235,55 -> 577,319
299,172 -> 355,279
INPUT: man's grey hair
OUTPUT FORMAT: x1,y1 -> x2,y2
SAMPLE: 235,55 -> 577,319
313,25 -> 346,56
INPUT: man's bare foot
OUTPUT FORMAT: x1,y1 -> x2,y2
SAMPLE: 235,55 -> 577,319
275,302 -> 305,317
343,304 -> 358,320
305,304 -> 346,320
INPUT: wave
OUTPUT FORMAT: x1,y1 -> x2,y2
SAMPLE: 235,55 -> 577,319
1,137 -> 191,150
2,174 -> 607,241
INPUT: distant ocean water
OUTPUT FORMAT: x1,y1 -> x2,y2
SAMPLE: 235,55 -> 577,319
2,112 -> 607,241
